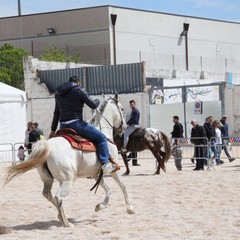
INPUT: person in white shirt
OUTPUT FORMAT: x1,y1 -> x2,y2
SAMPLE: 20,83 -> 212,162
213,120 -> 224,165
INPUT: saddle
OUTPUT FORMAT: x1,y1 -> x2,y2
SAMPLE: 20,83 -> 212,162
131,127 -> 144,138
55,128 -> 97,152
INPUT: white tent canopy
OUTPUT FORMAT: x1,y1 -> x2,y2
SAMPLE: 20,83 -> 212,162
0,82 -> 27,103
0,82 -> 27,162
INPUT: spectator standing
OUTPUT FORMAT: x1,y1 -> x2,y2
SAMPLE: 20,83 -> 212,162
171,115 -> 184,143
127,152 -> 140,166
203,116 -> 216,161
24,121 -> 32,148
190,119 -> 207,171
220,116 -> 235,162
212,120 -> 224,165
27,124 -> 40,154
33,122 -> 44,139
17,145 -> 26,161
172,145 -> 183,171
171,116 -> 184,170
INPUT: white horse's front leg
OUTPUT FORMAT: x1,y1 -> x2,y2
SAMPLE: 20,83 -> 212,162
95,177 -> 111,212
110,171 -> 135,214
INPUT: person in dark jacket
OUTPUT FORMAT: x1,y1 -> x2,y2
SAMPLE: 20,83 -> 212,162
220,116 -> 235,162
203,116 -> 216,161
171,115 -> 184,144
27,124 -> 40,154
171,115 -> 184,170
191,119 -> 207,170
121,100 -> 140,153
50,76 -> 117,174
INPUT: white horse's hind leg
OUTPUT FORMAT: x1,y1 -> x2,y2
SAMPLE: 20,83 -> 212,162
55,180 -> 74,227
38,166 -> 74,227
110,171 -> 135,214
95,177 -> 111,212
38,166 -> 58,209
38,166 -> 71,227
42,178 -> 58,208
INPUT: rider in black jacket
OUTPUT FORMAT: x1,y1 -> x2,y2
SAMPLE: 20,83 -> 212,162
50,76 -> 117,174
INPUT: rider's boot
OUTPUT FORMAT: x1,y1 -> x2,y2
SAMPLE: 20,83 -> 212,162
101,156 -> 121,174
102,161 -> 117,174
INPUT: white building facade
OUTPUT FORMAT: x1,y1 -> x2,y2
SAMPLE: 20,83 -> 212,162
0,5 -> 239,80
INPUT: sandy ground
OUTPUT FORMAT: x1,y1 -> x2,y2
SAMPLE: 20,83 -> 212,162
0,156 -> 239,240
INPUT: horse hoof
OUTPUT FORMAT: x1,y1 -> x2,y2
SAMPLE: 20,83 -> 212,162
64,222 -> 74,228
127,206 -> 135,215
122,172 -> 130,176
95,203 -> 106,212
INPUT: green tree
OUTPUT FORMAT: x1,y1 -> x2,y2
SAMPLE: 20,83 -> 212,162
39,44 -> 65,62
40,44 -> 86,63
67,49 -> 86,63
0,44 -> 28,90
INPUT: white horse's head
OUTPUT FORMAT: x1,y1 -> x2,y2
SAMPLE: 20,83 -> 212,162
111,93 -> 126,135
91,93 -> 126,137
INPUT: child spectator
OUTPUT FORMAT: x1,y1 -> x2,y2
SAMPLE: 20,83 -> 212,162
17,145 -> 26,161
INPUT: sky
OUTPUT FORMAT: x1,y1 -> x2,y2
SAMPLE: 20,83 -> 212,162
0,0 -> 239,23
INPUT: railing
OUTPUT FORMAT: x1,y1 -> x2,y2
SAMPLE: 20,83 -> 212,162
171,136 -> 239,171
0,138 -> 239,168
123,136 -> 239,171
0,142 -> 25,165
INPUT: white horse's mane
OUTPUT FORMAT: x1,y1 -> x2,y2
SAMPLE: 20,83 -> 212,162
90,95 -> 115,125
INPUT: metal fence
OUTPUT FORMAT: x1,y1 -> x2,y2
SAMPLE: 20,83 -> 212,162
0,137 -> 239,168
0,142 -> 25,165
171,136 -> 240,170
123,136 -> 240,171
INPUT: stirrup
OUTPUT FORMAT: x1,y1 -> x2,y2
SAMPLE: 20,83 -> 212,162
109,155 -> 121,171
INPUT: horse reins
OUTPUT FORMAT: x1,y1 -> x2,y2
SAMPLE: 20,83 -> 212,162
95,97 -> 124,133
90,97 -> 124,193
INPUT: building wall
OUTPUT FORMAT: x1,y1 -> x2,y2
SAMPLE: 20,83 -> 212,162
1,6 -> 240,76
0,6 -> 111,64
109,6 -> 240,75
24,57 -> 240,137
23,57 -> 148,137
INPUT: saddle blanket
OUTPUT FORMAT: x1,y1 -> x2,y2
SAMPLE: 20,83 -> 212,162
55,128 -> 97,152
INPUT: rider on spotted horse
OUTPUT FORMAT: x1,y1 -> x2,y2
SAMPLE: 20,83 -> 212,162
50,76 -> 118,174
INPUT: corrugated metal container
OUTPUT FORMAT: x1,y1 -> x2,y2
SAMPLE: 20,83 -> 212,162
38,68 -> 84,93
38,62 -> 144,95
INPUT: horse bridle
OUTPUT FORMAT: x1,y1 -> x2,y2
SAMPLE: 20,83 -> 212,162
95,97 -> 124,133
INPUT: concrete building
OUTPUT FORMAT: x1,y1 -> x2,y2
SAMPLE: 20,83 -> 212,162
2,5 -> 240,138
1,5 -> 240,79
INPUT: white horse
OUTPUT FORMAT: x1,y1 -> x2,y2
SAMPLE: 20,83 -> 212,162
5,93 -> 135,227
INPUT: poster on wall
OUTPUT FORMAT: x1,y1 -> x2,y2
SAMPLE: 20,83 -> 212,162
194,101 -> 202,114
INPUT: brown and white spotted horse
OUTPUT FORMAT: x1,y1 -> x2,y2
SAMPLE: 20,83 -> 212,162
114,127 -> 171,175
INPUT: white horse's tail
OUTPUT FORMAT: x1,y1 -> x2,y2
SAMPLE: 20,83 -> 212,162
4,140 -> 50,185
